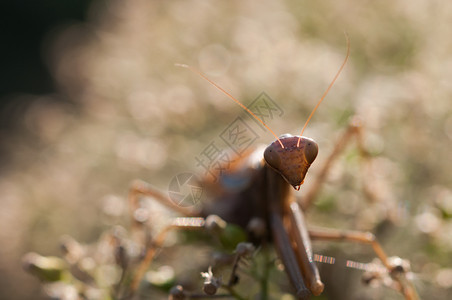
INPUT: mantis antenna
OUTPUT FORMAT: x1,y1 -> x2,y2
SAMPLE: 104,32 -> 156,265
297,34 -> 350,147
177,34 -> 349,150
175,64 -> 285,148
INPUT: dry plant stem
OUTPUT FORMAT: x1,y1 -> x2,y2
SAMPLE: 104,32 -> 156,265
301,118 -> 370,210
308,228 -> 418,300
396,275 -> 420,300
129,217 -> 206,294
112,246 -> 129,297
259,249 -> 271,300
222,251 -> 249,299
114,268 -> 128,299
227,254 -> 242,287
127,180 -> 201,295
129,227 -> 168,293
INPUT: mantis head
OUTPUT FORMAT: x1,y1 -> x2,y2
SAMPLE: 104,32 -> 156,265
264,135 -> 318,190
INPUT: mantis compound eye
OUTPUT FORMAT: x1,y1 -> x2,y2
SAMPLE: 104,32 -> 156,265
263,145 -> 282,170
303,138 -> 319,165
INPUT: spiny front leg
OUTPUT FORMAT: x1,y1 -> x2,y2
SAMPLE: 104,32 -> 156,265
128,179 -> 199,221
301,117 -> 369,210
270,211 -> 310,300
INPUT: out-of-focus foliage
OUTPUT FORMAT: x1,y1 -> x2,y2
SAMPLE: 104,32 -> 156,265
1,0 -> 452,299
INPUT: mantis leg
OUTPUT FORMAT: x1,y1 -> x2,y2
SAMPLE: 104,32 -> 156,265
267,169 -> 311,299
309,228 -> 389,267
270,211 -> 310,300
128,179 -> 200,229
308,227 -> 418,300
287,201 -> 324,296
301,117 -> 373,210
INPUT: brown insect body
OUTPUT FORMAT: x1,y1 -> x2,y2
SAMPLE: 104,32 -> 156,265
199,135 -> 323,298
199,135 -> 317,230
129,37 -> 417,300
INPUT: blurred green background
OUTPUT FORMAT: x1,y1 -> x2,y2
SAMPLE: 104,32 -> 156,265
1,0 -> 451,299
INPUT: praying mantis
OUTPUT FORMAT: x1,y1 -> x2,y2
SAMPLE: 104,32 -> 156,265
126,36 -> 419,300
